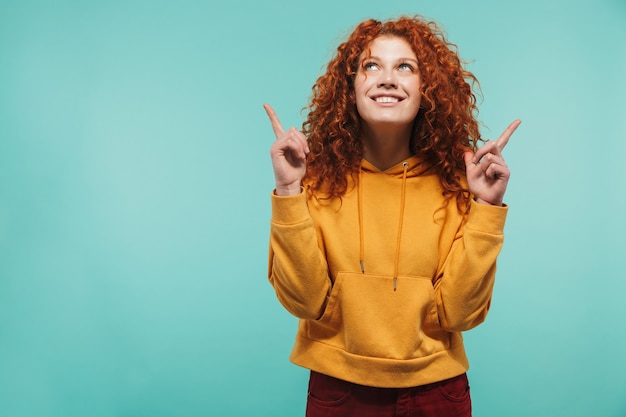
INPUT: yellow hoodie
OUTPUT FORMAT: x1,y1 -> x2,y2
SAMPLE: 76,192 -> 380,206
268,155 -> 507,388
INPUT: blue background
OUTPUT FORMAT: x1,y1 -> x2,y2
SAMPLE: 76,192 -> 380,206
1,0 -> 625,416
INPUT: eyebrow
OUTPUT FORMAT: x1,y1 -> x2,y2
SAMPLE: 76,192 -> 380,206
366,55 -> 419,65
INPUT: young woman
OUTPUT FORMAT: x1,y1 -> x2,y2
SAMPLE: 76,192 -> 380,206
264,15 -> 520,417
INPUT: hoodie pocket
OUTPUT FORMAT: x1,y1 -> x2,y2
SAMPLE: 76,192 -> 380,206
310,271 -> 450,360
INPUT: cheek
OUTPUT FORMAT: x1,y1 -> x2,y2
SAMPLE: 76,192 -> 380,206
353,80 -> 369,110
407,80 -> 423,107
354,96 -> 365,116
353,76 -> 366,95
409,78 -> 422,94
354,69 -> 374,89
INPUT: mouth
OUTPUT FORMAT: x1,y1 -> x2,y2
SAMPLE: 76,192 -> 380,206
371,95 -> 404,104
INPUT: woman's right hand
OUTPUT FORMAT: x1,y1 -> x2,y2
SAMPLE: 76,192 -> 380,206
263,103 -> 309,196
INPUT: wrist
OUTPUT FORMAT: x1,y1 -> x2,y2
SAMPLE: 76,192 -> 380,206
474,197 -> 503,206
275,183 -> 302,196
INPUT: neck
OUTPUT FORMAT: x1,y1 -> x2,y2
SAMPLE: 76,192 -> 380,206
361,123 -> 413,171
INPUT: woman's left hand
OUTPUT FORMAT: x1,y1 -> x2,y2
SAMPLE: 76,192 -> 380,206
463,120 -> 521,206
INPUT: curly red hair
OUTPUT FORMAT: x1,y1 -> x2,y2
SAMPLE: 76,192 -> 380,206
302,15 -> 482,212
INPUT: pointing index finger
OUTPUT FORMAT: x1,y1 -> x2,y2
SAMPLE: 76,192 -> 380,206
263,103 -> 284,138
496,119 -> 522,151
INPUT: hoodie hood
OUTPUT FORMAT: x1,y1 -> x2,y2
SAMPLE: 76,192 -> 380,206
360,154 -> 431,178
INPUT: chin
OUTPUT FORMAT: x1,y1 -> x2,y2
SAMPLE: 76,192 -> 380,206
368,117 -> 414,127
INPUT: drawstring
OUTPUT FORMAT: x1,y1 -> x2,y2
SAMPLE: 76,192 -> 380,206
393,162 -> 409,291
357,161 -> 410,291
358,168 -> 365,273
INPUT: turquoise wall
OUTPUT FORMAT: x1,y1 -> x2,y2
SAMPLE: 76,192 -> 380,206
1,0 -> 625,416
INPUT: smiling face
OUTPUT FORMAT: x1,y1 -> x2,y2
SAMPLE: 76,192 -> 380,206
354,35 -> 422,133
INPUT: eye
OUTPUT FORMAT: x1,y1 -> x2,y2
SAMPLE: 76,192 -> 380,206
398,62 -> 415,72
363,61 -> 379,71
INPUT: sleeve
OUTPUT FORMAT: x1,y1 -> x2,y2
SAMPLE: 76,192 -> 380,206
434,199 -> 508,332
267,189 -> 331,320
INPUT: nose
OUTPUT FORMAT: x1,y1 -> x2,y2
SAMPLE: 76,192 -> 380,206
377,69 -> 397,89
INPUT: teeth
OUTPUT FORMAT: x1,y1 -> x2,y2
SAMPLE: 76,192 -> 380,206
375,96 -> 399,103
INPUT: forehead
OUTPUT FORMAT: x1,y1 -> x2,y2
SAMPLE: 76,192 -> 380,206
362,35 -> 415,58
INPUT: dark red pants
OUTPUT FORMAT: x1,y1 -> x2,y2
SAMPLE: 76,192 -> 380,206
305,371 -> 472,417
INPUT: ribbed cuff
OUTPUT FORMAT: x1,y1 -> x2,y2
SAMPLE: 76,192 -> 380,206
466,199 -> 508,234
271,188 -> 310,225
